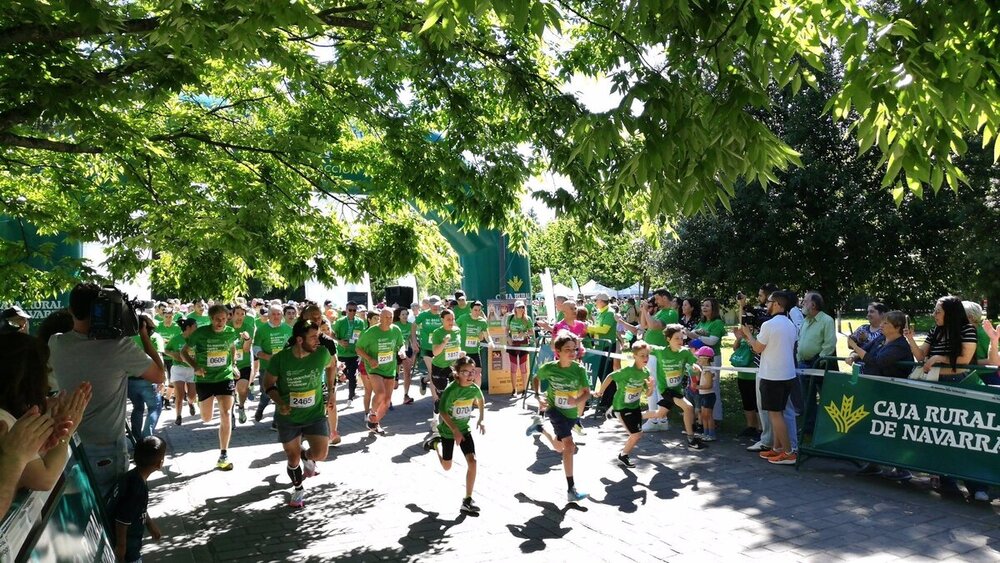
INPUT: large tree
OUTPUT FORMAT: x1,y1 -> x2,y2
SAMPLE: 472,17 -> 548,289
2,1 -> 998,300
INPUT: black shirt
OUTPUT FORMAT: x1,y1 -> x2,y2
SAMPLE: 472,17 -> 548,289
861,336 -> 913,378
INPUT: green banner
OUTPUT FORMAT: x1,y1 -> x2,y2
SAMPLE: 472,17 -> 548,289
807,372 -> 1000,485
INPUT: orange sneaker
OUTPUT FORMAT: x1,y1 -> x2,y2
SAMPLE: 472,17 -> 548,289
768,451 -> 798,465
759,448 -> 782,459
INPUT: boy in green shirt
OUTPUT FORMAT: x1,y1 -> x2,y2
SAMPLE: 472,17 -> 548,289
525,331 -> 591,501
595,341 -> 652,467
644,324 -> 706,450
456,300 -> 492,384
422,356 -> 486,515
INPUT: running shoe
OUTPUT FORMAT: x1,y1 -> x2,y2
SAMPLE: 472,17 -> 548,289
882,468 -> 912,481
687,436 -> 707,450
302,458 -> 317,479
163,398 -> 171,410
254,409 -> 264,423
420,377 -> 428,396
525,416 -> 543,437
189,403 -> 196,416
289,489 -> 305,508
330,432 -> 342,446
567,488 -> 588,502
175,415 -> 182,426
216,455 -> 234,471
461,497 -> 481,515
403,395 -> 414,405
640,420 -> 657,433
422,435 -> 441,452
238,406 -> 247,424
759,448 -> 782,459
701,433 -> 717,442
617,453 -> 636,468
768,451 -> 798,465
572,419 -> 586,436
746,440 -> 768,452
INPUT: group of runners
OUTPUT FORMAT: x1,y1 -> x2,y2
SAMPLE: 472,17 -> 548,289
144,291 -> 709,513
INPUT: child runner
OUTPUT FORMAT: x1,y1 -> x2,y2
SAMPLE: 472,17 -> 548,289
695,346 -> 717,441
456,300 -> 492,386
264,319 -> 334,508
644,324 -> 706,449
525,331 -> 591,501
595,341 -> 651,467
429,309 -> 465,428
107,436 -> 166,563
422,356 -> 485,515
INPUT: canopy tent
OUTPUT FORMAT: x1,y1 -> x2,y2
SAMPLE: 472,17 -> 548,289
580,279 -> 618,297
617,282 -> 644,297
552,282 -> 574,297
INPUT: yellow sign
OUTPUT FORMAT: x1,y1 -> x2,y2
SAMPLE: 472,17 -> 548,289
824,395 -> 870,434
507,276 -> 524,292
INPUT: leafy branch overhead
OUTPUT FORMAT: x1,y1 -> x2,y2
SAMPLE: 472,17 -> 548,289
1,1 -> 997,300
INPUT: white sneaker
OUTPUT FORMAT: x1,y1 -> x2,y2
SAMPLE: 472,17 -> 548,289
973,490 -> 990,502
655,420 -> 670,432
746,440 -> 766,452
640,420 -> 657,432
302,458 -> 317,479
289,489 -> 305,508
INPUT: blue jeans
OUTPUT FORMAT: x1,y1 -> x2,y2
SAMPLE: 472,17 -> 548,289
81,437 -> 129,500
127,378 -> 161,439
757,377 -> 799,452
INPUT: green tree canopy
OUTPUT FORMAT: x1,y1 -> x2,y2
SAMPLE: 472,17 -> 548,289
2,1 -> 997,300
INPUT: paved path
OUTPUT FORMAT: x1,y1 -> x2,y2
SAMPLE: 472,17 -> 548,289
143,383 -> 999,562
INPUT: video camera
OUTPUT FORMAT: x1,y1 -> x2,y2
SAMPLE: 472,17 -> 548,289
89,287 -> 155,339
740,307 -> 771,331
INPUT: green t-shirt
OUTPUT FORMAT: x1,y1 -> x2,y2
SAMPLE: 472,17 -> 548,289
185,325 -> 238,383
357,324 -> 405,378
229,319 -> 256,369
131,333 -> 164,355
644,308 -> 678,347
590,308 -> 616,342
437,381 -> 484,438
155,323 -> 181,358
452,304 -> 472,323
268,347 -> 332,425
696,318 -> 726,355
165,333 -> 189,367
332,316 -> 365,357
416,311 -> 443,349
609,365 -> 650,410
652,346 -> 697,392
254,322 -> 293,371
507,316 -> 533,344
393,320 -> 412,348
187,313 -> 211,327
975,324 -> 989,362
431,326 -> 464,368
536,361 -> 589,420
457,316 -> 489,354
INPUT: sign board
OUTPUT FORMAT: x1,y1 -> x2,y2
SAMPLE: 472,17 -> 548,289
485,298 -> 533,394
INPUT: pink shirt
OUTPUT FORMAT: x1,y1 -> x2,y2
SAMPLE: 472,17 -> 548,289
553,320 -> 587,359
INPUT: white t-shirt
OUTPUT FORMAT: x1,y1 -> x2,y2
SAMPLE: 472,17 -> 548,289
789,306 -> 805,333
757,314 -> 797,381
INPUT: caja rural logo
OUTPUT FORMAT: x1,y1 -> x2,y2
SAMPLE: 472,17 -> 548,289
824,395 -> 871,433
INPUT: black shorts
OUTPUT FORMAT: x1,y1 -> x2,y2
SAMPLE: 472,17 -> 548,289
237,366 -> 252,382
466,353 -> 481,369
546,408 -> 576,441
616,408 -> 643,434
276,417 -> 329,444
441,433 -> 475,461
196,379 -> 236,402
737,378 -> 757,411
759,379 -> 796,412
699,392 -> 717,410
508,350 -> 529,364
423,349 -> 434,358
431,365 -> 452,391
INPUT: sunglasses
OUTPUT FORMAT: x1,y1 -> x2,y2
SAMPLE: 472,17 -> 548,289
347,309 -> 357,312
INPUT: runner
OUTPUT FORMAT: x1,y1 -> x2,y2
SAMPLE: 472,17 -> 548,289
457,300 -> 492,385
415,296 -> 444,394
154,307 -> 181,410
429,309 -> 465,427
422,356 -> 486,515
506,300 -> 534,396
186,300 -> 210,327
525,331 -> 590,501
163,318 -> 198,425
356,307 -> 407,434
639,288 -> 678,432
595,341 -> 652,467
332,302 -> 364,402
452,290 -> 472,323
282,304 -> 298,329
358,310 -> 380,415
181,305 -> 239,470
644,324 -> 706,449
229,304 -> 256,424
253,305 -> 294,426
393,307 -> 417,405
299,304 -> 341,444
263,319 -> 334,508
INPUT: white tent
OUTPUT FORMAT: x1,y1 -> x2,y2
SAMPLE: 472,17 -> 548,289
617,282 -> 643,297
580,279 -> 618,297
552,282 -> 574,297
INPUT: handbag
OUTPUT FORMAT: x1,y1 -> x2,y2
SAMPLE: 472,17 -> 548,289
730,340 -> 753,368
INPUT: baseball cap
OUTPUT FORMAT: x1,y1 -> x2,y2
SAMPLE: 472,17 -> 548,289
696,346 -> 716,358
514,299 -> 526,308
595,292 -> 610,302
2,305 -> 29,320
428,295 -> 442,306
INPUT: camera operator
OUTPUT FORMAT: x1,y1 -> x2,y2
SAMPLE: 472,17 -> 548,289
48,283 -> 166,498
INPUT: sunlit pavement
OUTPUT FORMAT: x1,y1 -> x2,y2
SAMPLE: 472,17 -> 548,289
143,384 -> 999,562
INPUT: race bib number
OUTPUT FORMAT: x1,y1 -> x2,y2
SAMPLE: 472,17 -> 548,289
377,351 -> 393,365
206,350 -> 228,368
625,385 -> 643,404
234,349 -> 244,362
451,400 -> 474,419
445,345 -> 461,361
554,390 -> 576,409
667,373 -> 682,388
350,329 -> 361,344
465,337 -> 480,349
290,391 -> 315,409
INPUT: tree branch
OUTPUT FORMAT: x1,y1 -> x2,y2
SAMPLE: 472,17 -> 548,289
0,17 -> 159,49
0,133 -> 103,153
703,0 -> 751,51
150,131 -> 286,156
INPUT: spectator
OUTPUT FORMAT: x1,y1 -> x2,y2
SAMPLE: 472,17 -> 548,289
107,436 -> 165,563
847,311 -> 913,379
851,302 -> 888,346
586,293 -> 618,417
905,295 -> 976,381
1,305 -> 30,334
622,297 -> 640,325
48,283 -> 165,498
678,298 -> 699,334
797,291 -> 838,434
0,408 -> 56,518
982,319 -> 1000,385
689,298 -> 726,423
0,332 -> 91,493
962,301 -> 993,380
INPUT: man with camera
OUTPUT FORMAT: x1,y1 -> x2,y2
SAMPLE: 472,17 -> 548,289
48,283 -> 166,497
